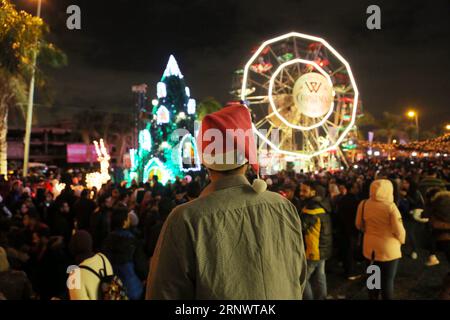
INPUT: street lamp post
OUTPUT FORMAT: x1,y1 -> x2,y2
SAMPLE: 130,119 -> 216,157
23,0 -> 42,176
407,110 -> 419,141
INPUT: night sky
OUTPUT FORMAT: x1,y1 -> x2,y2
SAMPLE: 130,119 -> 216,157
12,0 -> 450,130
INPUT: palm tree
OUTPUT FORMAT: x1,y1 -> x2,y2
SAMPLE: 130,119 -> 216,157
355,111 -> 377,140
375,112 -> 405,143
0,0 -> 66,175
197,97 -> 222,121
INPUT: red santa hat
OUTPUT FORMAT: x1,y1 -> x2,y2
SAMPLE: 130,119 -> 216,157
197,102 -> 267,193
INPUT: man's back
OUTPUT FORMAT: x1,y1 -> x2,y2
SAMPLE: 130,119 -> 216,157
146,175 -> 307,300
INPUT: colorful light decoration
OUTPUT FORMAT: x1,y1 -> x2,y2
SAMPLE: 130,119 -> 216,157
163,54 -> 184,79
250,61 -> 273,73
240,32 -> 359,160
143,157 -> 174,184
157,82 -> 167,98
138,129 -> 152,151
86,139 -> 111,190
160,141 -> 170,150
128,55 -> 198,185
157,105 -> 170,124
187,98 -> 196,114
176,112 -> 186,122
278,53 -> 294,62
178,134 -> 201,172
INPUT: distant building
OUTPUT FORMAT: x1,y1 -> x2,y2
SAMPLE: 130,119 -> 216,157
7,125 -> 81,168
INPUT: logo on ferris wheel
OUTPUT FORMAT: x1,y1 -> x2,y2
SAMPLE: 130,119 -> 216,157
305,81 -> 322,93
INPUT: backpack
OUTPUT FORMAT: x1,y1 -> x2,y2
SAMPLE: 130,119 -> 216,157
79,253 -> 128,300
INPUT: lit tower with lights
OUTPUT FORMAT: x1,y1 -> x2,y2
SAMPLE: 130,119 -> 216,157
127,55 -> 200,184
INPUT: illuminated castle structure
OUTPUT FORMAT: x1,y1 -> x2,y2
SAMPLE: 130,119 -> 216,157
127,55 -> 200,185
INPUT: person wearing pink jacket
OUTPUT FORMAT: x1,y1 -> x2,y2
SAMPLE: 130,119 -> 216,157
356,179 -> 406,300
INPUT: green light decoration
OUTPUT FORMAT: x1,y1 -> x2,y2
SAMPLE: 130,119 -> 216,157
278,53 -> 294,62
143,157 -> 174,185
126,55 -> 201,185
343,114 -> 351,121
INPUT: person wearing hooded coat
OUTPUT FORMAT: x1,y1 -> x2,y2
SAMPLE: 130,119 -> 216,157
356,179 -> 406,300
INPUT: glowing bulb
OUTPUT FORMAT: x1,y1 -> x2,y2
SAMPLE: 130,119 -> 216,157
177,112 -> 186,121
407,110 -> 416,118
367,150 -> 373,156
157,82 -> 167,98
152,99 -> 159,106
374,151 -> 380,156
412,152 -> 417,157
187,98 -> 196,114
157,105 -> 170,124
353,165 -> 358,169
160,141 -> 170,149
139,129 -> 152,151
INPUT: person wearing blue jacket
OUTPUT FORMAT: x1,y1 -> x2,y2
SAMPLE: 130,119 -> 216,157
102,207 -> 148,300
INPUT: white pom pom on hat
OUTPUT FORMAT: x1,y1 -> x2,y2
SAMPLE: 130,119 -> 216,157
252,178 -> 267,194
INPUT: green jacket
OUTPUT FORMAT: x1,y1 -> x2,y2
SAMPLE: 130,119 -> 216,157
146,175 -> 307,299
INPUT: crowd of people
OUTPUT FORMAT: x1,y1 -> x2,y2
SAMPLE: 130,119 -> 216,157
0,156 -> 448,300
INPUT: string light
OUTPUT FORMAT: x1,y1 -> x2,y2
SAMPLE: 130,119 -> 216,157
157,82 -> 167,98
157,105 -> 170,124
176,112 -> 186,122
178,134 -> 201,172
86,139 -> 111,190
241,32 -> 359,160
163,55 -> 184,79
143,157 -> 174,184
187,98 -> 196,114
139,129 -> 152,151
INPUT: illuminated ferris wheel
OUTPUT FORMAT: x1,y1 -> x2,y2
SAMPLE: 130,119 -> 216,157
234,32 -> 359,168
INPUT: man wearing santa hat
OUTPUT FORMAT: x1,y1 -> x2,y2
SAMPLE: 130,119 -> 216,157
146,102 -> 307,299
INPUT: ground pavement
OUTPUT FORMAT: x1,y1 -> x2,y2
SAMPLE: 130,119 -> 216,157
326,249 -> 449,300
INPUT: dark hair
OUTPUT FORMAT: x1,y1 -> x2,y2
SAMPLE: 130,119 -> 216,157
186,182 -> 201,199
158,197 -> 175,219
426,168 -> 437,177
283,183 -> 297,192
118,191 -> 131,202
81,189 -> 89,198
111,207 -> 129,230
153,175 -> 159,182
24,210 -> 39,221
300,180 -> 316,191
35,226 -> 51,239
